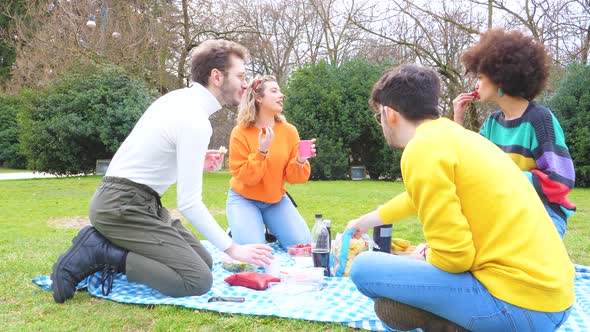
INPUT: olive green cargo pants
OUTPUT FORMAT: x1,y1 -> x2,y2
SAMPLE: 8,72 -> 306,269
89,177 -> 213,297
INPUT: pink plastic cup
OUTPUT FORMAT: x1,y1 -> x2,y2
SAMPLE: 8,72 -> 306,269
298,140 -> 313,158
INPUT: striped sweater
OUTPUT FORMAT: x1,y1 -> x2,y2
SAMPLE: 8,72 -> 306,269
480,103 -> 576,219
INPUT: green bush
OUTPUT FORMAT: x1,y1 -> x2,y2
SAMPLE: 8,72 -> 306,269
285,59 -> 399,180
310,136 -> 349,180
549,64 -> 590,187
368,144 -> 403,180
19,63 -> 157,175
0,93 -> 30,168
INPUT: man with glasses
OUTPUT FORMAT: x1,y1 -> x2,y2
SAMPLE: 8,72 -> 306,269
345,64 -> 573,331
51,39 -> 273,303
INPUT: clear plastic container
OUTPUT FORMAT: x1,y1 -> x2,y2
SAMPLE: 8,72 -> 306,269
221,253 -> 257,273
287,244 -> 312,256
264,256 -> 282,277
292,256 -> 314,268
267,282 -> 321,309
278,267 -> 324,285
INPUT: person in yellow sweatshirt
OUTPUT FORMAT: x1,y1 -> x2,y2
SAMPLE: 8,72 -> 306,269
226,75 -> 315,250
346,64 -> 574,332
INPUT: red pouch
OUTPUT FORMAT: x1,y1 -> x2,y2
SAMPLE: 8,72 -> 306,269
224,272 -> 280,290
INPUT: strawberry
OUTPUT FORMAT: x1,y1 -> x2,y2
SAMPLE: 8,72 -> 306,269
471,84 -> 480,99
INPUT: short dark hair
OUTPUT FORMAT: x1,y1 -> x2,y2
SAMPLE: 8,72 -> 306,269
370,64 -> 440,122
190,39 -> 249,86
460,29 -> 550,100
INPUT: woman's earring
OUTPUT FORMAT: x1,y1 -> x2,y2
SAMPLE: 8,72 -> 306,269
498,87 -> 504,97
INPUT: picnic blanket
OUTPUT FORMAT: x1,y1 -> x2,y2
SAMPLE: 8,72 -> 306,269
33,241 -> 590,331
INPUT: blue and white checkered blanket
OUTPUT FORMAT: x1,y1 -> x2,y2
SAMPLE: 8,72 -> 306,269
33,242 -> 590,331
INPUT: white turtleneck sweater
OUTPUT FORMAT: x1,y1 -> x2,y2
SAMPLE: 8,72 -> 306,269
106,83 -> 232,251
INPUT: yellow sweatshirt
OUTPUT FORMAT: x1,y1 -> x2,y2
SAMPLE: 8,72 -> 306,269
379,118 -> 574,312
229,121 -> 310,203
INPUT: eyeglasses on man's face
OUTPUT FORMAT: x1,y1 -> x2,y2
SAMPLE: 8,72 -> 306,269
374,105 -> 386,125
223,71 -> 249,83
373,112 -> 382,125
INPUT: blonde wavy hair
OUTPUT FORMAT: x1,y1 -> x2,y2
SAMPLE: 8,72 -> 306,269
236,75 -> 286,128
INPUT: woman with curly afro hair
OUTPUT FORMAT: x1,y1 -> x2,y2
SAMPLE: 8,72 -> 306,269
453,28 -> 575,238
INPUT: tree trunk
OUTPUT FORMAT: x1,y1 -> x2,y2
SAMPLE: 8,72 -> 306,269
488,0 -> 492,30
177,0 -> 191,87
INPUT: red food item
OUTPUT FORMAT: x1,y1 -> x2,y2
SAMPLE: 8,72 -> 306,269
288,243 -> 312,256
471,84 -> 480,99
224,272 -> 280,290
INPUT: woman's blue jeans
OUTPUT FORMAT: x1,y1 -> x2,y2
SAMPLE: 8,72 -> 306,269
350,252 -> 571,332
545,203 -> 567,239
226,189 -> 311,250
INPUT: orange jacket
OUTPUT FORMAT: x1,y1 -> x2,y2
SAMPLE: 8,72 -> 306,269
229,121 -> 310,203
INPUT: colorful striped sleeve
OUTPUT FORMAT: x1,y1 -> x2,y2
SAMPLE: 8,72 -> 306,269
527,107 -> 576,212
479,105 -> 576,217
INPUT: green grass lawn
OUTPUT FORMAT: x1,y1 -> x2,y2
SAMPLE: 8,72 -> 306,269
1,173 -> 588,331
0,167 -> 27,173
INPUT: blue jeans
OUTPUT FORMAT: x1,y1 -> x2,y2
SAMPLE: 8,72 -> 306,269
226,189 -> 312,250
350,252 -> 571,332
545,203 -> 567,239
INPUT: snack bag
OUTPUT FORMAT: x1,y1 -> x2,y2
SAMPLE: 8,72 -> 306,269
331,229 -> 373,277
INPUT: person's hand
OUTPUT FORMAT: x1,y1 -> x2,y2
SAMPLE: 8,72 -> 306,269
346,218 -> 371,238
296,138 -> 317,164
452,92 -> 477,126
204,150 -> 223,172
409,243 -> 430,261
258,126 -> 274,154
224,243 -> 273,267
346,210 -> 386,238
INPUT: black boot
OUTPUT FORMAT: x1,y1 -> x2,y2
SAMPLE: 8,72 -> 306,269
51,226 -> 127,303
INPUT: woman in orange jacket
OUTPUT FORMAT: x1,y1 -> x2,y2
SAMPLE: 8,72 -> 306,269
226,75 -> 316,249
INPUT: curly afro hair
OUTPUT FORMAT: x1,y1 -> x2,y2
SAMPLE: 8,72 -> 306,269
460,29 -> 550,100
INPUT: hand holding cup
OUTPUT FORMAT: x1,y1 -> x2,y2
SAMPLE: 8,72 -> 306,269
204,146 -> 227,172
297,138 -> 317,163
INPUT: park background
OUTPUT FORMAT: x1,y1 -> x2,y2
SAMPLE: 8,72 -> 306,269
0,0 -> 589,331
